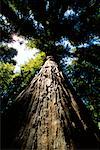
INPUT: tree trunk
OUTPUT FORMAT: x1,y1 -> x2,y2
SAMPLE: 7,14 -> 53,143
1,56 -> 100,150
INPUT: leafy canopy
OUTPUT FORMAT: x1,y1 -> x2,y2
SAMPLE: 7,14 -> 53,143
1,0 -> 100,50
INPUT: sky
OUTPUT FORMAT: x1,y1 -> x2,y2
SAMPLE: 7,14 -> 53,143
7,35 -> 40,73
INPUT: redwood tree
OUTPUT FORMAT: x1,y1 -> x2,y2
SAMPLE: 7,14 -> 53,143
1,0 -> 100,149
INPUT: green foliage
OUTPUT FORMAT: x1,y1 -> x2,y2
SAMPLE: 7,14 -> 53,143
26,39 -> 42,49
0,45 -> 17,64
0,13 -> 15,42
0,42 -> 17,110
26,39 -> 37,49
21,51 -> 45,70
66,45 -> 100,126
0,61 -> 14,92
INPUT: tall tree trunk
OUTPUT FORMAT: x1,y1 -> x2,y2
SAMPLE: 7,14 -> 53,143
1,56 -> 100,150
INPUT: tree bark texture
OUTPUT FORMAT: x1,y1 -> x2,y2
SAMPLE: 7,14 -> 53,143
1,56 -> 100,150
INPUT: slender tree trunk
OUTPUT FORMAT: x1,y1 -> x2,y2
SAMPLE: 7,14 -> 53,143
1,56 -> 100,150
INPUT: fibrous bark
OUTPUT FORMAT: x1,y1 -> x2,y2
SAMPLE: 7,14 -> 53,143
2,56 -> 100,150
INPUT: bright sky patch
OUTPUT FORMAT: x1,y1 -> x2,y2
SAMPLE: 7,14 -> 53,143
8,35 -> 40,73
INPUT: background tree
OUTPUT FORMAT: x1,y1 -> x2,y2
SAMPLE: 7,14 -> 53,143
0,44 -> 17,111
66,44 -> 100,127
